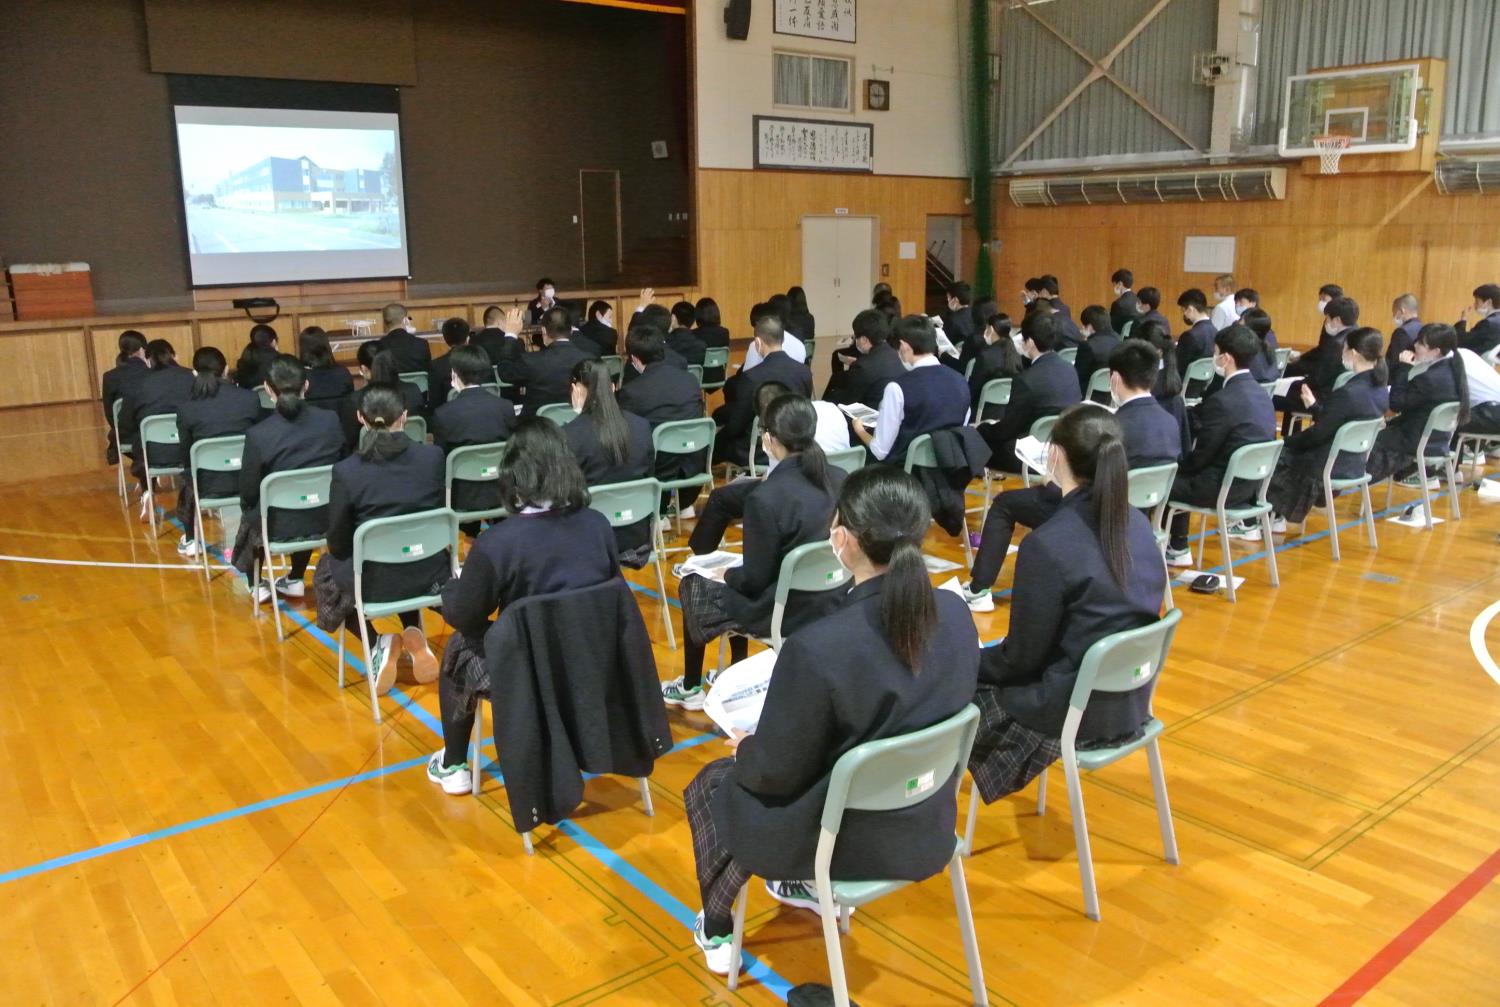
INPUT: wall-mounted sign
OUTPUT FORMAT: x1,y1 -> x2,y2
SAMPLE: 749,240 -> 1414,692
754,115 -> 873,173
774,0 -> 856,43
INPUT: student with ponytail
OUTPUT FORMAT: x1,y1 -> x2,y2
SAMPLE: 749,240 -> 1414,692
231,355 -> 346,596
341,344 -> 425,450
681,466 -> 979,976
173,347 -> 262,557
968,404 -> 1167,806
314,386 -> 450,695
119,339 -> 195,504
563,358 -> 656,560
101,330 -> 149,464
298,326 -> 354,411
234,324 -> 280,390
1365,322 -> 1469,486
663,394 -> 844,711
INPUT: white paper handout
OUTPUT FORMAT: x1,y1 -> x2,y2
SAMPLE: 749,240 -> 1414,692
1014,435 -> 1050,477
703,647 -> 779,736
678,550 -> 743,578
1272,377 -> 1297,397
838,403 -> 879,428
933,326 -> 961,360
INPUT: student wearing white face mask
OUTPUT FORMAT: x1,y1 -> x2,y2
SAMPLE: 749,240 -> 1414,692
848,315 -> 971,466
377,301 -> 432,372
1457,283 -> 1500,357
528,277 -> 558,325
1278,295 -> 1359,436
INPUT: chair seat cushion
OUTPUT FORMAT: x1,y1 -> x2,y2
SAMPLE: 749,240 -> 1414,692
1327,476 -> 1372,490
1076,717 -> 1164,771
364,593 -> 444,619
1170,501 -> 1271,520
829,837 -> 964,908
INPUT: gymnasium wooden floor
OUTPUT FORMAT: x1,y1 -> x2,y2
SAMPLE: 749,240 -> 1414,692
2,465 -> 1497,1006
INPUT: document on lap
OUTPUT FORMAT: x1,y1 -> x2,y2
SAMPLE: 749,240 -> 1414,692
838,403 -> 879,428
703,648 -> 777,736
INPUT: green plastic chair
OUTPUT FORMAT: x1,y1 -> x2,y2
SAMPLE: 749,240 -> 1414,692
138,413 -> 184,538
447,383 -> 502,403
904,433 -> 973,567
715,540 -> 853,670
336,508 -> 457,722
727,705 -> 987,1006
1120,319 -> 1135,339
1128,462 -> 1179,609
444,442 -> 509,528
256,465 -> 334,641
1057,346 -> 1078,365
600,355 -> 625,384
1181,356 -> 1216,406
686,364 -> 704,386
1258,380 -> 1279,395
112,397 -> 134,499
257,387 -> 274,410
404,414 -> 427,444
1332,369 -> 1354,390
653,418 -> 717,541
964,609 -> 1183,923
399,370 -> 429,395
700,346 -> 731,392
826,445 -> 867,475
1165,440 -> 1283,602
963,358 -> 976,380
974,377 -> 1012,425
1019,414 -> 1060,490
1086,367 -> 1112,405
1312,417 -> 1383,560
537,402 -> 577,426
491,366 -> 516,395
1274,346 -> 1293,375
1382,400 -> 1462,530
188,435 -> 246,580
589,478 -> 674,648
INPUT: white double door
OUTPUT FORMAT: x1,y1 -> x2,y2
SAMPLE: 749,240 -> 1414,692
800,215 -> 876,391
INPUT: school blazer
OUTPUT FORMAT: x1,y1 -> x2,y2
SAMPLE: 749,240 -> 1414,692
473,327 -> 525,371
122,365 -> 196,464
503,339 -> 597,415
378,328 -> 432,373
987,351 -> 1081,446
1285,332 -> 1347,398
563,411 -> 655,487
981,487 -> 1165,740
102,357 -> 148,430
1178,372 -> 1276,503
305,365 -> 354,411
1074,331 -> 1121,392
325,441 -> 450,604
1460,313 -> 1500,357
340,382 -> 425,452
1387,319 -> 1422,371
1284,370 -> 1389,478
1110,292 -> 1141,334
1384,356 -> 1463,458
666,327 -> 708,366
1176,320 -> 1217,377
176,383 -> 263,498
718,350 -> 814,452
1137,309 -> 1172,340
1050,301 -> 1083,347
616,362 -> 704,427
434,387 -> 515,514
426,351 -> 457,413
1114,395 -> 1184,468
239,405 -> 345,544
576,319 -> 619,356
834,343 -> 906,410
714,578 -> 980,881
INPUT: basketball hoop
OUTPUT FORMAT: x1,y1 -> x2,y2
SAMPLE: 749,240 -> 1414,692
1313,135 -> 1350,175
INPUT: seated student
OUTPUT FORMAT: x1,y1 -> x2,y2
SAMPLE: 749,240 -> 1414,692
120,339 -> 195,503
663,395 -> 844,711
230,356 -> 347,598
967,312 -> 1025,419
1072,305 -> 1121,394
376,302 -> 432,373
849,314 -> 970,466
1238,308 -> 1282,382
1388,293 -> 1423,374
1238,327 -> 1390,540
314,386 -> 448,694
942,281 -> 977,363
824,308 -> 902,408
527,278 -> 558,325
1457,340 -> 1500,438
173,347 -> 262,558
1135,285 -> 1171,339
562,357 -> 655,487
977,312 -> 1081,472
616,326 -> 707,513
667,301 -> 708,366
500,307 -> 597,415
234,324 -> 280,390
713,315 -> 813,465
426,317 -> 470,413
299,327 -> 355,411
1210,274 -> 1240,330
428,419 -> 621,793
962,342 -> 1182,610
1365,323 -> 1470,486
473,305 -> 526,371
1037,275 -> 1083,347
1457,283 -> 1500,356
967,406 -> 1167,806
684,466 -> 978,975
341,345 -> 425,451
787,285 -> 817,343
433,345 -> 514,534
1175,288 -> 1217,380
956,295 -> 998,372
1109,268 -> 1140,334
1234,288 -> 1266,328
1164,326 -> 1277,565
102,329 -> 149,464
694,297 -> 731,384
1133,320 -> 1193,460
576,300 -> 619,356
1278,295 -> 1359,433
742,301 -> 808,368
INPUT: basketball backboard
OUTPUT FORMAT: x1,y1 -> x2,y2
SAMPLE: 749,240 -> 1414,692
1278,63 -> 1422,157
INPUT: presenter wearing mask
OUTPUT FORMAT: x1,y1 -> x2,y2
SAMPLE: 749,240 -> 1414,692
528,278 -> 558,325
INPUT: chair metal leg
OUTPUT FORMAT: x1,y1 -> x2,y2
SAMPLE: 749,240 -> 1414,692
196,505 -> 210,580
653,548 -> 676,650
1194,514 -> 1208,571
1446,457 -> 1462,520
1325,478 -> 1341,561
522,831 -> 534,856
264,546 -> 285,641
1146,739 -> 1180,865
1262,513 -> 1280,588
357,610 -> 381,723
948,853 -> 990,1007
1418,456 -> 1434,530
337,627 -> 346,688
963,775 -> 980,857
716,633 -> 728,675
1036,764 -> 1048,816
1217,517 -> 1237,604
116,454 -> 127,499
1062,754 -> 1101,921
839,904 -> 852,936
1362,483 -> 1378,549
816,878 -> 852,1007
960,512 -> 973,569
249,560 -> 260,617
471,700 -> 483,796
726,884 -> 749,991
146,483 -> 158,538
638,777 -> 654,817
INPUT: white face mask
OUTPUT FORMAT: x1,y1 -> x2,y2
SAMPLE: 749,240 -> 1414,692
1323,320 -> 1337,337
761,432 -> 779,472
543,287 -> 556,300
1213,360 -> 1227,377
829,526 -> 850,574
1316,299 -> 1329,315
602,312 -> 613,328
404,321 -> 416,334
1012,333 -> 1025,354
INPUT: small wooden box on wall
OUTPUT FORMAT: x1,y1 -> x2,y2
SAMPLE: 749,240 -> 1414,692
8,262 -> 95,320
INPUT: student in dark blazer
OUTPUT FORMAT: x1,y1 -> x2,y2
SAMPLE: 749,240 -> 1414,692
942,281 -> 977,366
1238,308 -> 1282,383
174,347 -> 263,557
426,317 -> 470,414
963,343 -> 1182,608
694,297 -> 732,385
966,313 -> 1025,419
576,300 -> 620,356
500,307 -> 598,416
433,346 -> 514,532
1072,305 -> 1121,395
1174,288 -> 1217,380
526,278 -> 558,325
377,303 -> 432,373
968,406 -> 1167,806
1132,320 -> 1193,460
561,360 -> 656,559
314,386 -> 450,696
824,308 -> 902,408
1038,275 -> 1083,347
1254,327 -> 1391,535
787,285 -> 817,344
299,327 -> 355,411
428,419 -> 621,794
1457,283 -> 1500,356
979,312 -> 1082,472
1135,286 -> 1171,340
1366,323 -> 1470,486
617,327 -> 707,512
101,330 -> 149,464
473,305 -> 526,371
1109,269 -> 1140,334
230,356 -> 347,598
234,324 -> 280,390
667,302 -> 708,366
1164,327 -> 1277,562
1280,296 -> 1358,428
849,315 -> 971,466
664,395 -> 844,711
120,339 -> 195,496
1387,294 -> 1423,374
684,467 -> 979,974
712,316 -> 814,465
341,346 -> 425,452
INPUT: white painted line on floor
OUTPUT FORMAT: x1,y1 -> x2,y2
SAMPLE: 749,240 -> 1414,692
0,554 -> 201,571
1469,600 -> 1500,687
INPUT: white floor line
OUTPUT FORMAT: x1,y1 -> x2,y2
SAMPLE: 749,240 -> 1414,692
0,554 -> 202,571
1469,600 -> 1500,688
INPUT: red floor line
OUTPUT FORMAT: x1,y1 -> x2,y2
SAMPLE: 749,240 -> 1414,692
1318,845 -> 1500,1006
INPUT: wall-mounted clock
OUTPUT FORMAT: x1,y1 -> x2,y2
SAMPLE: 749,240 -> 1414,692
864,79 -> 890,112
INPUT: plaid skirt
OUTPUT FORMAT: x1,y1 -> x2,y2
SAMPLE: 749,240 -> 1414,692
679,573 -> 743,646
439,630 -> 491,716
685,757 -> 754,938
312,555 -> 355,633
968,685 -> 1061,804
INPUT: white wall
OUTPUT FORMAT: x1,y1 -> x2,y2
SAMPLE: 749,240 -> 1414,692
694,0 -> 968,177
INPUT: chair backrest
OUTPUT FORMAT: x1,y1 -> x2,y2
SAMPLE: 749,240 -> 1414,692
818,705 -> 980,835
1057,347 -> 1078,364
400,370 -> 429,394
1182,356 -> 1216,390
903,433 -> 937,472
686,364 -> 704,385
1064,609 -> 1183,746
1422,400 -> 1463,443
1219,439 -> 1283,505
257,388 -> 275,410
1274,346 -> 1293,375
963,359 -> 975,380
703,346 -> 731,369
770,540 -> 853,646
826,445 -> 867,475
537,402 -> 577,426
745,416 -> 764,476
111,398 -> 130,452
1258,380 -> 1279,395
600,355 -> 625,382
1087,367 -> 1112,402
1332,369 -> 1354,390
1328,417 -> 1383,459
652,417 -> 716,462
1120,319 -> 1134,339
404,414 -> 427,443
444,442 -> 507,513
352,508 -> 456,596
1127,462 -> 1178,514
1029,414 -> 1058,444
492,365 -> 514,390
977,377 -> 1012,412
261,465 -> 334,513
587,478 -> 661,537
139,414 -> 182,472
189,435 -> 246,480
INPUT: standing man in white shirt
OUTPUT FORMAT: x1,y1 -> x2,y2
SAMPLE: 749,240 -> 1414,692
1210,274 -> 1240,330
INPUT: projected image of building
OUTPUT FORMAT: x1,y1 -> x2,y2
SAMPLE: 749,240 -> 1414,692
213,155 -> 388,213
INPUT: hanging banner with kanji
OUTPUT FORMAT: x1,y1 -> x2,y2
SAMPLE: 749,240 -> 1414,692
753,115 -> 873,172
773,0 -> 857,43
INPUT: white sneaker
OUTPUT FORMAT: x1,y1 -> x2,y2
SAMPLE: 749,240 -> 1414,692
253,581 -> 272,605
1226,521 -> 1262,542
1270,516 -> 1288,534
764,879 -> 851,917
403,626 -> 439,683
273,576 -> 305,598
678,505 -> 696,520
138,495 -> 151,522
961,586 -> 995,613
692,912 -> 738,976
426,752 -> 473,795
176,535 -> 200,558
370,633 -> 402,696
661,676 -> 706,711
1164,547 -> 1194,568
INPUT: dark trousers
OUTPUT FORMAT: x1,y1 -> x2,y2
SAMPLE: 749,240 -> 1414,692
687,478 -> 759,555
977,429 -> 1024,473
969,485 -> 1062,592
1462,402 -> 1500,436
1168,471 -> 1226,551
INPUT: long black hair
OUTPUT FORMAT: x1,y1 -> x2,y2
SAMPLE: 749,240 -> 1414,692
190,346 -> 228,399
266,354 -> 307,421
834,467 -> 936,673
236,324 -> 279,383
985,313 -> 1024,377
367,349 -> 403,388
355,385 -> 411,462
1136,320 -> 1182,398
1416,323 -> 1470,426
498,417 -> 589,513
1342,326 -> 1388,385
117,329 -> 147,364
1240,307 -> 1278,370
300,326 -> 335,368
145,339 -> 177,369
571,359 -> 631,467
1051,404 -> 1133,586
761,394 -> 833,495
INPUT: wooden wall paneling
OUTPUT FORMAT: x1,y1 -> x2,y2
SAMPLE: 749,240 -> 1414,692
0,402 -> 108,482
195,317 -> 259,359
87,323 -> 194,396
0,330 -> 92,408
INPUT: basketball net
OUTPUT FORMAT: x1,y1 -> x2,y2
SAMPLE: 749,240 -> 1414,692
1313,135 -> 1350,175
